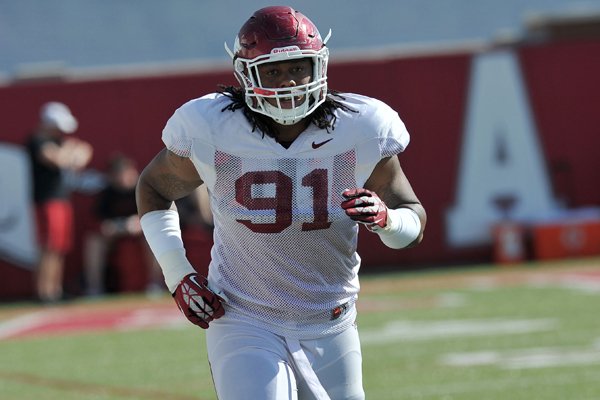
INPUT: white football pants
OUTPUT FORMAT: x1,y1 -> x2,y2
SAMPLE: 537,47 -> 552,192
206,317 -> 365,400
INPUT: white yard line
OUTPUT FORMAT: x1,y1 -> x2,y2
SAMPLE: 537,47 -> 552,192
360,318 -> 558,344
0,310 -> 51,340
442,339 -> 600,369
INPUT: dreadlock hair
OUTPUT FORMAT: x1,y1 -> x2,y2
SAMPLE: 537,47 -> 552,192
218,85 -> 357,140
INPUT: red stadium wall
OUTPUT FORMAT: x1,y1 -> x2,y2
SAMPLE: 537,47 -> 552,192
0,39 -> 599,300
518,40 -> 600,208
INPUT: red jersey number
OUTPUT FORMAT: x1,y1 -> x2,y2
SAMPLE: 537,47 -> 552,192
235,169 -> 332,233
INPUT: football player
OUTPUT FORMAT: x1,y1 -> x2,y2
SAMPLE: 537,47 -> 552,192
137,6 -> 426,399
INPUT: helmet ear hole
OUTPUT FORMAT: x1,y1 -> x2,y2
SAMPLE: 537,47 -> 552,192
234,60 -> 245,73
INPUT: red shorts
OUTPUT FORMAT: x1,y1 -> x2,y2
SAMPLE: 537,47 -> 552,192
35,200 -> 74,253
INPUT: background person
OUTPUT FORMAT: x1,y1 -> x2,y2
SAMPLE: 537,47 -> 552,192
176,183 -> 214,233
26,101 -> 93,303
137,6 -> 426,399
83,154 -> 163,296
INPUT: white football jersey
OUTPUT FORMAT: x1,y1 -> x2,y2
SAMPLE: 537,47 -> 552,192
163,92 -> 410,338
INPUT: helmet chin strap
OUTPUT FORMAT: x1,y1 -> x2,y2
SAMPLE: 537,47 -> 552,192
262,100 -> 310,125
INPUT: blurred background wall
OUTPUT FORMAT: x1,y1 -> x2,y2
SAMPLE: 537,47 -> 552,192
1,1 -> 599,300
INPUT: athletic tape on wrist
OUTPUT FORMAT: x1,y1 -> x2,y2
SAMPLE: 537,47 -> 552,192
375,207 -> 421,249
140,210 -> 195,292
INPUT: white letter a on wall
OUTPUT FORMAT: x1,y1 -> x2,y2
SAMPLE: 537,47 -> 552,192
446,50 -> 562,247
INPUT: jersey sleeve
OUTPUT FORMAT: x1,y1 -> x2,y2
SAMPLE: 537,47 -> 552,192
162,96 -> 219,158
162,105 -> 194,158
378,104 -> 410,158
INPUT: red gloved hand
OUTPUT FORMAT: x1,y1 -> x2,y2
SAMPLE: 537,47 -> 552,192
172,273 -> 225,329
341,188 -> 389,231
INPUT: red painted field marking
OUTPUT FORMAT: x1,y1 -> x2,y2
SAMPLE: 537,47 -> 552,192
0,303 -> 184,341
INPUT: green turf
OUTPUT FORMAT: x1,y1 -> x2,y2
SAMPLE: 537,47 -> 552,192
1,258 -> 599,399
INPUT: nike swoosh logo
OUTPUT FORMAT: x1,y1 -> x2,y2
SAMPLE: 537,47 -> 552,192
312,138 -> 333,149
188,275 -> 203,288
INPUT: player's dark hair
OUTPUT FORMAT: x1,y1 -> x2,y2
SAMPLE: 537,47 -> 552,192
218,85 -> 357,139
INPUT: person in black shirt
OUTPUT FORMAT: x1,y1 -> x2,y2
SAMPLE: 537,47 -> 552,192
26,101 -> 93,303
83,154 -> 162,296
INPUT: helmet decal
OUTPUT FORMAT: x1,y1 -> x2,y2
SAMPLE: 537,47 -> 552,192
271,46 -> 301,54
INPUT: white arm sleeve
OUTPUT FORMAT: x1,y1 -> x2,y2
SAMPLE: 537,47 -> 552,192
374,208 -> 421,249
140,210 -> 196,292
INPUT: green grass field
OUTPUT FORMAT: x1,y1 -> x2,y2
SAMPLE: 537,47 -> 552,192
1,257 -> 599,399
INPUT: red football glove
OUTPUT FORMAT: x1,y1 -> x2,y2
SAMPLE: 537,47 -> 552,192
172,273 -> 225,329
341,188 -> 389,231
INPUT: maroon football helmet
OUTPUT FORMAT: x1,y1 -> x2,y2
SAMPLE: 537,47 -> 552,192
225,6 -> 331,125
